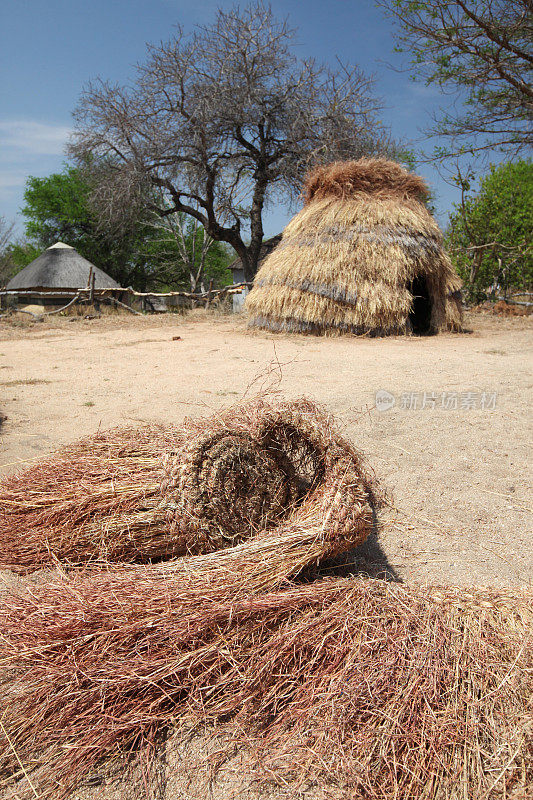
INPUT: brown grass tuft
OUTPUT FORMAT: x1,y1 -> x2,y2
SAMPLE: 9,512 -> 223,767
303,158 -> 429,204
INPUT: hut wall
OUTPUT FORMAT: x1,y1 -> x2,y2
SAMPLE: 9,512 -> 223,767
231,267 -> 249,312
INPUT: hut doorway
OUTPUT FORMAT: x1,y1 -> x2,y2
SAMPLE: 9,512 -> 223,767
408,275 -> 433,334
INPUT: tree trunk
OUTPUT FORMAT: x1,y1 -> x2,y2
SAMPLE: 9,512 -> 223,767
247,171 -> 268,280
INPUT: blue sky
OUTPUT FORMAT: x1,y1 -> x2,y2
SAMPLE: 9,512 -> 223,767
1,0 -> 480,239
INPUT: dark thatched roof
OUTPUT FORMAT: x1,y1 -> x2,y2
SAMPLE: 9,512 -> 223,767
6,243 -> 121,290
229,235 -> 282,274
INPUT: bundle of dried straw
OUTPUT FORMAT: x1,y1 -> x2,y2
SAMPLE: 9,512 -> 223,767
0,568 -> 530,800
0,399 -> 530,800
0,398 -> 376,572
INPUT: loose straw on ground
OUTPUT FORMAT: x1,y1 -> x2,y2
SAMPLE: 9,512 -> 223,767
0,398 -> 530,800
0,574 -> 530,800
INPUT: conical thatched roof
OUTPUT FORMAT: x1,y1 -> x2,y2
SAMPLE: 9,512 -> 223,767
245,159 -> 462,335
6,243 -> 121,290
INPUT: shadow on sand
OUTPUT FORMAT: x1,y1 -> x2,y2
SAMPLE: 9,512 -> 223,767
302,507 -> 401,584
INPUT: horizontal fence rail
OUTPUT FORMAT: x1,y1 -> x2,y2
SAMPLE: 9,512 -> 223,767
0,283 -> 253,317
0,281 -> 255,321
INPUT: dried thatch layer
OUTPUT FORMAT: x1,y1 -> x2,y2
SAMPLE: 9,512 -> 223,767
304,158 -> 430,203
246,159 -> 463,335
0,398 -> 377,572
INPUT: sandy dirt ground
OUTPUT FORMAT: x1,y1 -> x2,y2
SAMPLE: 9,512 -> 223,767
0,308 -> 531,588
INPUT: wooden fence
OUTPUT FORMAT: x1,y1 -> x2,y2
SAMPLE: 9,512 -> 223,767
0,283 -> 252,317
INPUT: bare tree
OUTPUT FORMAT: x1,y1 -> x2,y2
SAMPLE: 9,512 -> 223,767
379,0 -> 532,159
70,3 -> 395,280
147,204 -> 224,293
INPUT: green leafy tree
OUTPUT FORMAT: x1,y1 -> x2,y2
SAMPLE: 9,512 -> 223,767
4,242 -> 41,287
18,166 -> 157,289
16,166 -> 231,291
145,210 -> 232,292
379,1 -> 532,158
22,168 -> 92,249
446,159 -> 532,301
8,242 -> 40,269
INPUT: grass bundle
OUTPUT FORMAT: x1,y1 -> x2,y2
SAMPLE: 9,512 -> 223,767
1,397 -> 528,799
245,158 -> 463,335
0,573 -> 530,800
0,424 -> 184,571
0,398 -> 376,572
303,158 -> 430,203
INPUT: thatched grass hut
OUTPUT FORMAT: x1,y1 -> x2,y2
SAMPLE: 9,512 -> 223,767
6,242 -> 120,293
4,242 -> 124,312
245,159 -> 463,335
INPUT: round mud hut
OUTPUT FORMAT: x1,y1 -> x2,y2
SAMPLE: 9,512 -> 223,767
245,159 -> 463,335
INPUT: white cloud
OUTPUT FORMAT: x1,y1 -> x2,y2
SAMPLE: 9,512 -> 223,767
0,120 -> 71,156
0,123 -> 71,218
